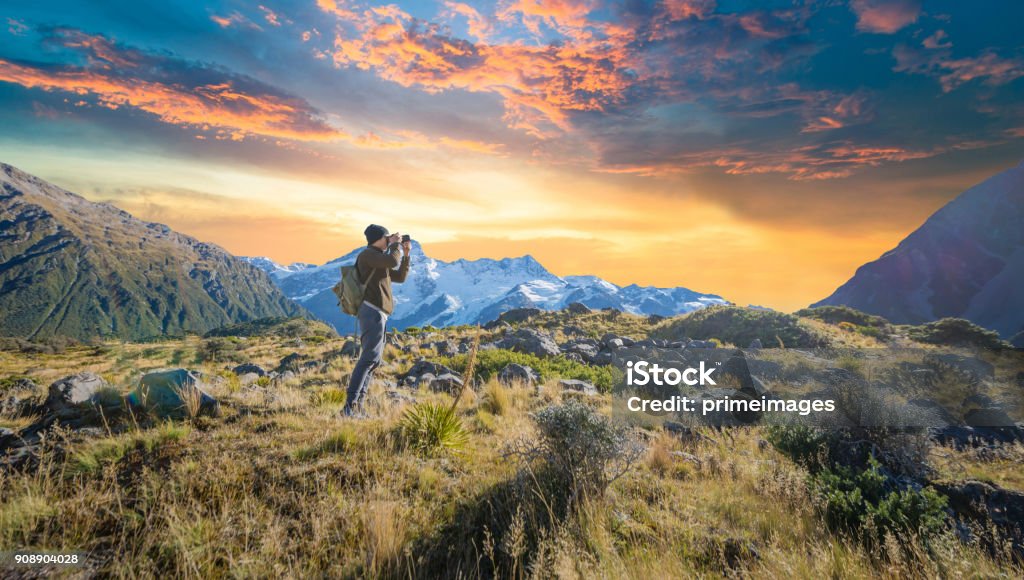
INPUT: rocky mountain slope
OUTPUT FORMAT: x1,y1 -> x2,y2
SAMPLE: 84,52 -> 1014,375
814,161 -> 1024,342
245,241 -> 728,333
0,163 -> 304,340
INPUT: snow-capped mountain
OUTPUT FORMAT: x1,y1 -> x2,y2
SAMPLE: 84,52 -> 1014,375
244,241 -> 728,333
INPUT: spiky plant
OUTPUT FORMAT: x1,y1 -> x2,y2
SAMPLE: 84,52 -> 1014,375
399,402 -> 469,456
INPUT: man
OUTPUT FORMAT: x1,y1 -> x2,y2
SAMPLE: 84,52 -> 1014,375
342,224 -> 411,417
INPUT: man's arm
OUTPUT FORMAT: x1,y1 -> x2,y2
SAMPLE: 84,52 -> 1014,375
389,254 -> 410,283
390,239 -> 412,283
361,244 -> 402,269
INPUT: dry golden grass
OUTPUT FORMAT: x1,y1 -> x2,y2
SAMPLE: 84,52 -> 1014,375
0,328 -> 1021,578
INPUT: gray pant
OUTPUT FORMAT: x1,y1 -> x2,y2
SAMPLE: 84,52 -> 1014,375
344,302 -> 387,412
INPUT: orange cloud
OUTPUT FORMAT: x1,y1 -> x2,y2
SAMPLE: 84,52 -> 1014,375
850,0 -> 920,34
0,58 -> 343,142
324,1 -> 639,138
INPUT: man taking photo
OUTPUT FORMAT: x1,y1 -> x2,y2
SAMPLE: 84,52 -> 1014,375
342,224 -> 411,417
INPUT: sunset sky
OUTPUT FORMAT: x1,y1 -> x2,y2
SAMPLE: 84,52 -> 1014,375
1,0 -> 1022,311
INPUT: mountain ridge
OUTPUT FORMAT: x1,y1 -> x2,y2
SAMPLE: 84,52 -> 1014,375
814,160 -> 1024,340
0,163 -> 305,340
245,241 -> 729,333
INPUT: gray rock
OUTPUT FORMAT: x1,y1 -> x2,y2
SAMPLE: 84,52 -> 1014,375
562,325 -> 587,337
386,390 -> 417,405
232,363 -> 267,377
964,407 -> 1015,427
559,379 -> 597,395
495,328 -> 561,358
498,363 -> 540,387
561,340 -> 600,362
565,302 -> 592,315
400,359 -> 460,387
46,372 -> 107,414
128,369 -> 219,419
430,373 -> 465,394
493,307 -> 543,325
748,338 -> 763,350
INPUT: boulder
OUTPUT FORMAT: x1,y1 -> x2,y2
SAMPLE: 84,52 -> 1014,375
688,340 -> 716,349
232,363 -> 267,377
935,480 -> 1024,558
748,338 -> 763,350
495,307 -> 543,325
646,314 -> 666,324
45,372 -> 107,415
276,352 -> 309,374
562,325 -> 587,337
964,407 -> 1015,427
560,340 -> 600,362
430,373 -> 465,394
565,302 -> 592,315
494,328 -> 561,358
386,390 -> 417,405
128,369 -> 219,419
323,340 -> 360,362
498,363 -> 540,387
400,359 -> 461,387
559,379 -> 598,396
600,333 -> 635,348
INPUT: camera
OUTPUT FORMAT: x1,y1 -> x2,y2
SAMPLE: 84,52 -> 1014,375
401,234 -> 410,242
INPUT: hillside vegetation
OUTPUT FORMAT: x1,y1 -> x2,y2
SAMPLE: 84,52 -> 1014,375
1,308 -> 1021,577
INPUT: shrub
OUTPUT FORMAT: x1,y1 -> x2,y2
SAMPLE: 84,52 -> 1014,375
527,400 -> 638,500
906,318 -> 1008,349
766,424 -> 831,474
399,402 -> 469,456
814,457 -> 948,545
195,337 -> 241,363
653,305 -> 829,348
203,316 -> 336,339
441,348 -> 614,392
796,306 -> 892,338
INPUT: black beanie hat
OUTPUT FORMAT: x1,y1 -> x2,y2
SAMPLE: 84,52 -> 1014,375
364,224 -> 389,245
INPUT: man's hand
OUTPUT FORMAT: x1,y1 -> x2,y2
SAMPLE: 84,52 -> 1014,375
401,240 -> 411,255
386,233 -> 401,246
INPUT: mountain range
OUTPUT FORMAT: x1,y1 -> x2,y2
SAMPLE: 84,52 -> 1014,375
244,243 -> 729,333
0,163 -> 303,341
815,160 -> 1024,344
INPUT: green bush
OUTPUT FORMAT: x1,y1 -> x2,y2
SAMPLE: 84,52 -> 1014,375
441,348 -> 614,392
906,318 -> 1008,349
653,306 -> 829,348
399,402 -> 469,456
814,457 -> 948,545
203,316 -> 336,339
795,306 -> 892,337
765,424 -> 831,474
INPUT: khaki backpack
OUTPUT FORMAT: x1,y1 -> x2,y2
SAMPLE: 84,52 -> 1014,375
332,264 -> 372,316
